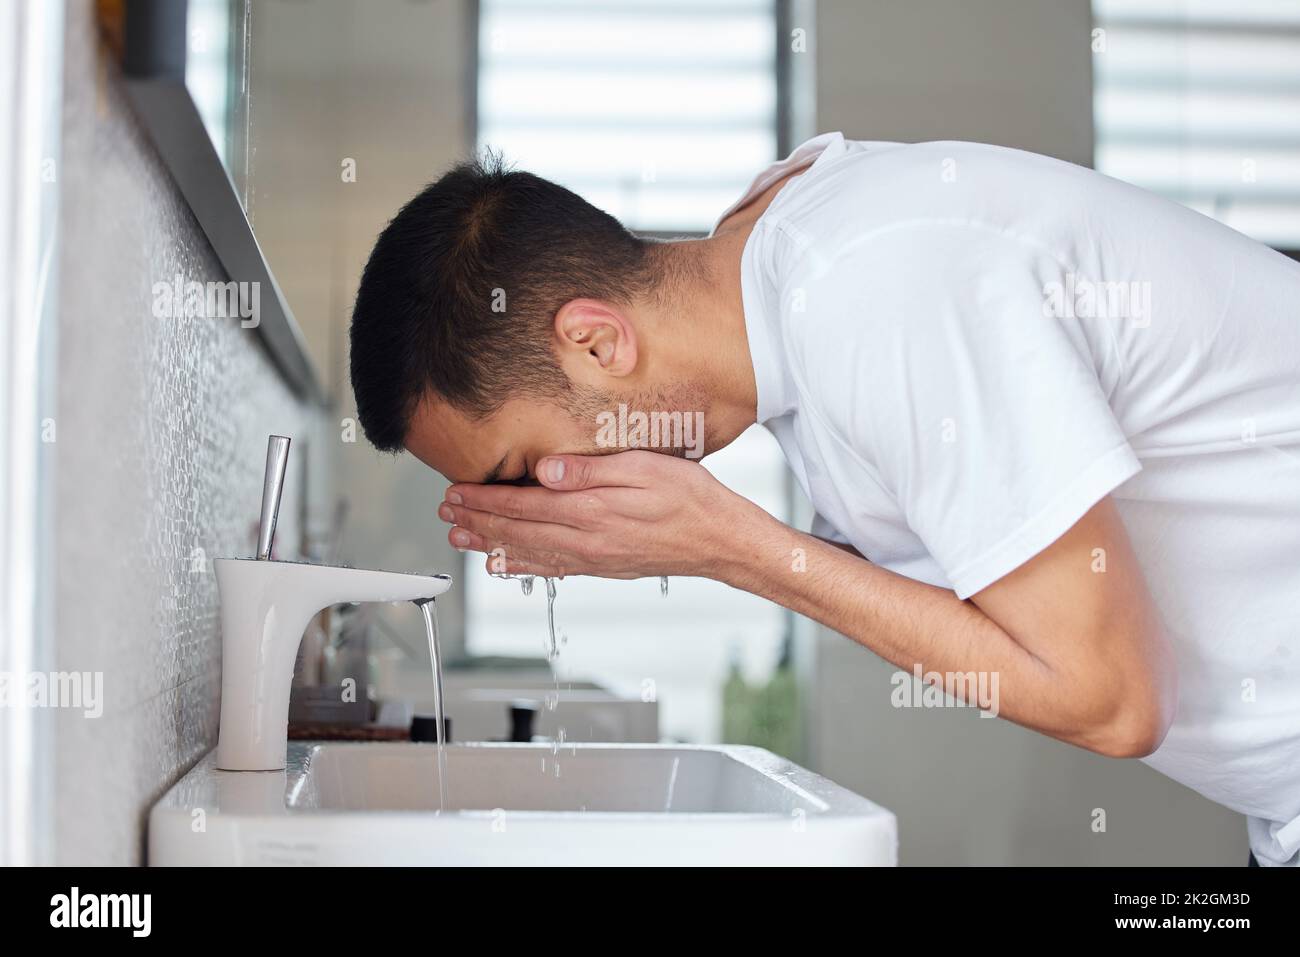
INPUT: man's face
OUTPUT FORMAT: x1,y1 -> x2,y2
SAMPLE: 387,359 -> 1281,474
405,391 -> 611,486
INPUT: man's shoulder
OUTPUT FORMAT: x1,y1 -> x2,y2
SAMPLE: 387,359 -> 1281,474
765,138 -> 1097,245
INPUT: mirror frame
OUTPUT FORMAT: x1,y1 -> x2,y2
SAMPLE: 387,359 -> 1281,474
120,0 -> 325,404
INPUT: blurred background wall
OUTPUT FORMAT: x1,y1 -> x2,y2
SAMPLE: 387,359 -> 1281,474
246,0 -> 473,659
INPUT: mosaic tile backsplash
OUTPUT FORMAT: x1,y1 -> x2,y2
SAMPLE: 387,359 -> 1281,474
51,5 -> 325,864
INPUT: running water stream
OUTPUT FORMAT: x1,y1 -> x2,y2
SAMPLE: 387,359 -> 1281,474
416,598 -> 449,812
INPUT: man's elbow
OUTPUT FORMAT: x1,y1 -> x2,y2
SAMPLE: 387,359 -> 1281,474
1094,702 -> 1173,758
1071,614 -> 1179,759
1090,670 -> 1178,759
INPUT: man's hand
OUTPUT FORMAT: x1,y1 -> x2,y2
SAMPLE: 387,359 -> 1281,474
438,450 -> 767,580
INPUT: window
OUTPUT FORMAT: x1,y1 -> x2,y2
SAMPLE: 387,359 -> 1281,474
1093,0 -> 1300,250
476,0 -> 779,233
469,0 -> 789,743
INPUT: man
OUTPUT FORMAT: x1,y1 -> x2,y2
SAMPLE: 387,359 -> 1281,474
350,133 -> 1300,865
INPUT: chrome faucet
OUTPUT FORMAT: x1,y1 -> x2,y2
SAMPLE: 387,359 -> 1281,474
215,435 -> 452,771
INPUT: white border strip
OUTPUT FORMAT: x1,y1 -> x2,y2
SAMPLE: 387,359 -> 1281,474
0,0 -> 62,867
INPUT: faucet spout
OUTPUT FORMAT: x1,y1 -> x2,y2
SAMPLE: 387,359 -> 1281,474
214,558 -> 452,770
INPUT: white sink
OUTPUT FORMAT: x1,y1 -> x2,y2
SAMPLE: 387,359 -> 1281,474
150,742 -> 896,865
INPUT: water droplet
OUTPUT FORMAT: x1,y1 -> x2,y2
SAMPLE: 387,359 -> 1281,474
520,575 -> 534,596
660,575 -> 669,597
544,577 -> 559,660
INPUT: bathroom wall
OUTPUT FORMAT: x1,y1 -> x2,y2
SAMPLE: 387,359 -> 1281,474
814,0 -> 1097,167
49,1 -> 325,864
804,0 -> 1246,865
245,0 -> 473,659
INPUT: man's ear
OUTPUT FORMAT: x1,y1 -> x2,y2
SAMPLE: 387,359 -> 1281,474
553,299 -> 639,380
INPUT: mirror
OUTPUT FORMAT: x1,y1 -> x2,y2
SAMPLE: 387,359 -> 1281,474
119,0 -> 322,402
183,0 -> 252,208
120,0 -> 470,405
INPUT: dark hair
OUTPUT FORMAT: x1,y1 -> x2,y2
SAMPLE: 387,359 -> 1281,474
349,152 -> 650,452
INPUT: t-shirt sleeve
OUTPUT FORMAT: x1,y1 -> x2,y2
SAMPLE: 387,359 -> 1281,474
790,221 -> 1142,599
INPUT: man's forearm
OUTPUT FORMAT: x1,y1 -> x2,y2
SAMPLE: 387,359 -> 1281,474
719,509 -> 1106,752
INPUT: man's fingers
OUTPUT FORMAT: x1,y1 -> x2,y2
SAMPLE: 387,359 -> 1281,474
443,452 -> 665,526
482,553 -> 638,582
442,485 -> 586,528
482,553 -> 567,579
450,526 -> 572,571
485,540 -> 572,572
444,504 -> 580,557
534,450 -> 659,491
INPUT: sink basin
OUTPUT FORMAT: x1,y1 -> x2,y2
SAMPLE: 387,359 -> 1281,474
150,742 -> 896,865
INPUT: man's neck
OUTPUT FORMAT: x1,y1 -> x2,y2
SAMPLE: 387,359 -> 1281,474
645,168 -> 807,455
643,231 -> 757,455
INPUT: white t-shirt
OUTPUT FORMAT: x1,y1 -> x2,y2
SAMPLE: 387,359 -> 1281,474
716,132 -> 1300,865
